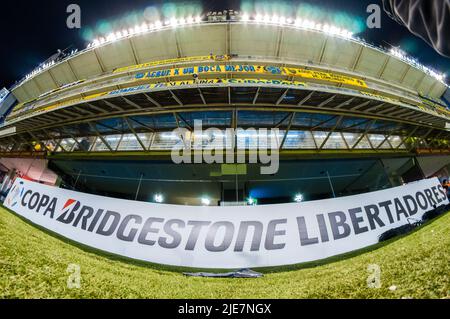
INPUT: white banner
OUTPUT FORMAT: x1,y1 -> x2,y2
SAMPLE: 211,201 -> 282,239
3,178 -> 448,269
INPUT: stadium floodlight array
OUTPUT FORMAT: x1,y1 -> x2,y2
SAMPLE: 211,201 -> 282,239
25,60 -> 55,80
82,12 -> 449,85
389,48 -> 446,84
23,49 -> 79,81
242,13 -> 445,84
245,13 -> 354,39
87,16 -> 203,49
85,12 -> 354,50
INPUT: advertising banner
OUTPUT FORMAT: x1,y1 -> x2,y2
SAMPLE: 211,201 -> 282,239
134,64 -> 368,88
7,78 -> 307,120
4,178 -> 447,269
113,55 -> 230,74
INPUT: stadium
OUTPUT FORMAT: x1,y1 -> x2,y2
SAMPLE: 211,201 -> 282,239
0,5 -> 450,299
1,10 -> 450,204
1,11 -> 450,204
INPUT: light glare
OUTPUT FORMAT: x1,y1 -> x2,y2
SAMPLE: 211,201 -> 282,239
294,194 -> 304,203
201,197 -> 211,206
154,194 -> 164,203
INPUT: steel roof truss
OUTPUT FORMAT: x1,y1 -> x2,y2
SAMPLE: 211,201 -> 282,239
276,89 -> 290,106
396,126 -> 420,149
42,129 -> 65,152
169,90 -> 183,107
318,94 -> 336,108
319,116 -> 343,150
350,100 -> 371,111
85,102 -> 109,114
122,97 -> 143,109
124,117 -> 147,151
352,120 -> 377,150
88,122 -> 114,152
335,97 -> 356,109
143,93 -> 162,108
298,92 -> 314,106
197,88 -> 207,105
252,87 -> 261,105
103,99 -> 126,111
279,112 -> 296,149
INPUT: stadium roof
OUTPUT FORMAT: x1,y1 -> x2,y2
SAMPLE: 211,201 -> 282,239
10,20 -> 448,104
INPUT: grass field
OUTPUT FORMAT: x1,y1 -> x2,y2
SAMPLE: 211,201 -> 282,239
0,205 -> 449,299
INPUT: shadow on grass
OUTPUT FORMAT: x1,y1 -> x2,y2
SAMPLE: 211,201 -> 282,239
1,204 -> 448,276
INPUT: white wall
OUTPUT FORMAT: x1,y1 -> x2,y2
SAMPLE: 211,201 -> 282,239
0,158 -> 58,185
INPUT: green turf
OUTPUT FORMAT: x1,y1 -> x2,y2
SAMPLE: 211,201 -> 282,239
0,205 -> 449,299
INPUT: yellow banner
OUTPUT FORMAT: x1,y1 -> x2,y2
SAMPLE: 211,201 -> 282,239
134,64 -> 368,88
11,60 -> 367,118
107,78 -> 307,96
359,91 -> 399,104
115,57 -> 368,89
12,79 -> 305,119
418,97 -> 450,116
283,67 -> 368,88
113,55 -> 231,74
24,92 -> 109,116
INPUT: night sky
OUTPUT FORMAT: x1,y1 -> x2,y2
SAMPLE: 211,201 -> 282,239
0,0 -> 449,88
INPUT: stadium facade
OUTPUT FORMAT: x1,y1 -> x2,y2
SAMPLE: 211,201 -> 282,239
0,11 -> 449,206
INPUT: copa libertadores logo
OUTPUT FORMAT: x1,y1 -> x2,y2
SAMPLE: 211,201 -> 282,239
5,180 -> 25,208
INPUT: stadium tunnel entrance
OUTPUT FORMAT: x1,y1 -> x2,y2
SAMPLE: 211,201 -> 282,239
39,156 -> 433,206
